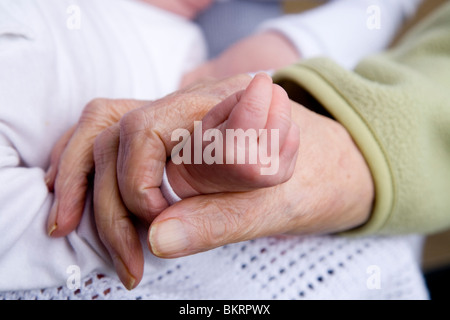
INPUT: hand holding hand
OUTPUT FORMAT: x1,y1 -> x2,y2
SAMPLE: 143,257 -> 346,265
167,73 -> 300,198
149,99 -> 374,259
46,73 -> 374,291
45,75 -> 253,289
45,99 -> 149,237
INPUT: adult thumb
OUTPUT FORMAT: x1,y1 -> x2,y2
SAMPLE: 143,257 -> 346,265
148,189 -> 287,258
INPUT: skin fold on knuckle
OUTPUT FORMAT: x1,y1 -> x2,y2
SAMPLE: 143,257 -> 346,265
193,192 -> 277,249
241,94 -> 268,121
81,98 -> 137,128
272,105 -> 292,131
119,108 -> 148,138
174,93 -> 219,123
207,74 -> 252,101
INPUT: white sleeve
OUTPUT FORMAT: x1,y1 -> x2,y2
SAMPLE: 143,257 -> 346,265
258,0 -> 423,69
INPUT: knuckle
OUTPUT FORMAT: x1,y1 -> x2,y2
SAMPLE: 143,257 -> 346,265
79,98 -> 118,131
219,74 -> 252,93
119,109 -> 146,136
193,199 -> 250,246
81,98 -> 108,120
86,97 -> 108,110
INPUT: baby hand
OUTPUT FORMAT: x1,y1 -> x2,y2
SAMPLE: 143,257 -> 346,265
166,72 -> 300,198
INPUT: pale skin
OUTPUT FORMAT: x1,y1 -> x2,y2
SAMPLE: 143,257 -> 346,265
45,74 -> 374,290
180,31 -> 300,88
166,73 -> 300,198
99,0 -> 301,200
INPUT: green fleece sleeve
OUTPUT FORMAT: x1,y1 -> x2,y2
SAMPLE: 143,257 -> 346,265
272,3 -> 450,236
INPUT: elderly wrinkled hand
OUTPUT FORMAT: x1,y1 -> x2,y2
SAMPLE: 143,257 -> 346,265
118,75 -> 374,290
46,73 -> 374,291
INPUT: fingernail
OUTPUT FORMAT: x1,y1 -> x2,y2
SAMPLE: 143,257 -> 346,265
44,165 -> 53,186
113,256 -> 136,290
255,71 -> 272,81
47,223 -> 58,236
149,219 -> 189,257
44,175 -> 50,187
47,200 -> 58,236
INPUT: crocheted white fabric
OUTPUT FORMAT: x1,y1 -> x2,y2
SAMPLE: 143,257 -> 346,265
0,234 -> 429,300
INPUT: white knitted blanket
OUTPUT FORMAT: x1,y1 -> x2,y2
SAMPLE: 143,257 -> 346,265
0,234 -> 429,300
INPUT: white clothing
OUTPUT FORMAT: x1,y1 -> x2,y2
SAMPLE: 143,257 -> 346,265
258,0 -> 423,69
0,0 -> 429,300
201,0 -> 423,69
